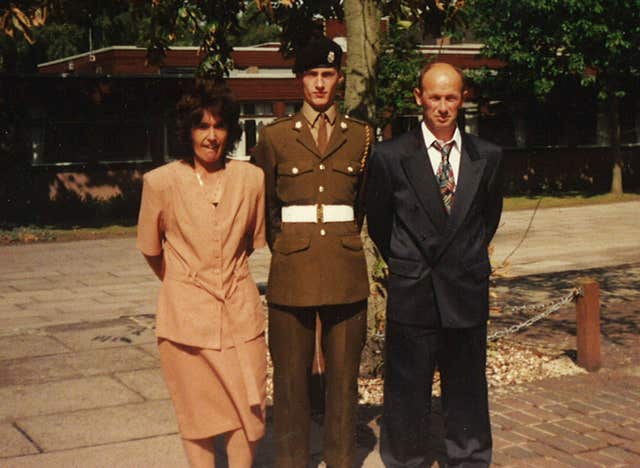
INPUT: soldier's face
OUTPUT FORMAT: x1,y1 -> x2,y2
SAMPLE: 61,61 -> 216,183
413,63 -> 465,141
301,67 -> 343,112
191,110 -> 228,168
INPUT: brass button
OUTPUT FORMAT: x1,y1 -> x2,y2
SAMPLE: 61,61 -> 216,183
292,167 -> 299,175
347,166 -> 354,173
320,229 -> 326,236
318,186 -> 324,192
319,164 -> 325,170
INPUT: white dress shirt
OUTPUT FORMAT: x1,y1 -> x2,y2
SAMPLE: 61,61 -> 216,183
420,121 -> 462,184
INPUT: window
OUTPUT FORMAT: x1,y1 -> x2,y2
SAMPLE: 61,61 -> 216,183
24,77 -> 172,165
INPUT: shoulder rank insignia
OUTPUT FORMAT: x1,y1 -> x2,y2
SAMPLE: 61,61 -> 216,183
266,115 -> 292,127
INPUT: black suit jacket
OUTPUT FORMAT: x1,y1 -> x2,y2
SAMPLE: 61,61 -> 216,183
366,127 -> 503,328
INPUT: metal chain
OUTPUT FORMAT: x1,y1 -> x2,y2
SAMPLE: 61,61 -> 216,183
487,287 -> 582,342
125,289 -> 583,344
368,287 -> 583,343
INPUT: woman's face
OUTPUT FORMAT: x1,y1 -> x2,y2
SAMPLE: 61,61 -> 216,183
191,109 -> 228,168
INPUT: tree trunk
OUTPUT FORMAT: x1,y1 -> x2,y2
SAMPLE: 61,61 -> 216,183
609,94 -> 623,196
343,0 -> 381,122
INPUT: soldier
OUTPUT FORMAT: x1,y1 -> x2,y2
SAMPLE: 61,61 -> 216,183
253,36 -> 372,468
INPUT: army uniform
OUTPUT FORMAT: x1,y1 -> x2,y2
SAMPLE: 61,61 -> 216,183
253,35 -> 372,468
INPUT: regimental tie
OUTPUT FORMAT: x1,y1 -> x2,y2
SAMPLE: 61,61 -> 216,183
317,113 -> 328,154
433,140 -> 456,214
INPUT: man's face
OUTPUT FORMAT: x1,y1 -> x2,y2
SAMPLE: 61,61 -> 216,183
413,64 -> 465,140
191,110 -> 228,167
301,67 -> 343,112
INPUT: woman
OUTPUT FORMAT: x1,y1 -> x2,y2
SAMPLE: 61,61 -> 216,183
137,81 -> 267,467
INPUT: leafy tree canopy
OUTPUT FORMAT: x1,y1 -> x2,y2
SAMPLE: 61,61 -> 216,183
466,0 -> 640,194
375,23 -> 425,127
466,0 -> 640,100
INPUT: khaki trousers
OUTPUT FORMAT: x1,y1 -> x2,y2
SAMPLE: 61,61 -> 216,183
269,301 -> 367,468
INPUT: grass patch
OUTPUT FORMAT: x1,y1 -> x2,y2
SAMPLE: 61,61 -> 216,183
0,224 -> 136,245
503,192 -> 640,211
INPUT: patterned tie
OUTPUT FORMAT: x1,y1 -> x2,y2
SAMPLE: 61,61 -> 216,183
433,140 -> 456,214
317,113 -> 328,154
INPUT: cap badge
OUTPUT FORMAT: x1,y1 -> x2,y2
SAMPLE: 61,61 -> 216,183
327,51 -> 335,64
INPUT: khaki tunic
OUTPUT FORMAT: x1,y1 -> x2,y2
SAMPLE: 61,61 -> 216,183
136,159 -> 267,437
253,111 -> 372,307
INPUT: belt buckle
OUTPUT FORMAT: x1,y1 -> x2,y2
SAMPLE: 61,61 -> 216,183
316,204 -> 324,223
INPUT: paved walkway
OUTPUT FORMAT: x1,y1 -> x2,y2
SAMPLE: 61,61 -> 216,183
0,201 -> 639,466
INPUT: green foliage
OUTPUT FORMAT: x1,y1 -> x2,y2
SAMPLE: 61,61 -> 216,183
228,2 -> 281,46
1,1 -> 153,72
257,0 -> 342,57
467,0 -> 640,101
381,0 -> 466,38
374,23 -> 425,127
143,0 -> 244,79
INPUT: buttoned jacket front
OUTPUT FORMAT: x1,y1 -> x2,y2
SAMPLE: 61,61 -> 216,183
136,159 -> 266,349
253,111 -> 372,307
366,127 -> 503,328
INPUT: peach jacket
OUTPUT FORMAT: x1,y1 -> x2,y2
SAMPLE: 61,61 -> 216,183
137,159 -> 266,351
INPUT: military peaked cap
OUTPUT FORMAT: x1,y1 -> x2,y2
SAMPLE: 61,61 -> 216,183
293,36 -> 343,74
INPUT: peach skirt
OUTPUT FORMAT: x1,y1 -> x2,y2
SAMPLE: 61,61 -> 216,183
157,335 -> 267,441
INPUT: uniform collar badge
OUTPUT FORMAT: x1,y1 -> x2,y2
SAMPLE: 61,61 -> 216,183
294,121 -> 302,129
340,121 -> 348,130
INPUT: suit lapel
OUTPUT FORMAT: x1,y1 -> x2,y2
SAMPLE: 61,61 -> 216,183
400,128 -> 448,232
436,134 -> 487,257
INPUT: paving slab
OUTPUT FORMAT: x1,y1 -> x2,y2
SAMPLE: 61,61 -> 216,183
7,278 -> 57,292
114,368 -> 168,400
2,434 -> 186,468
0,202 -> 639,466
0,316 -> 56,335
0,354 -> 84,386
15,400 -> 177,451
49,321 -> 157,351
0,377 -> 143,421
0,423 -> 39,458
0,346 -> 158,386
491,201 -> 640,277
0,334 -> 70,360
137,342 -> 160,359
65,346 -> 159,377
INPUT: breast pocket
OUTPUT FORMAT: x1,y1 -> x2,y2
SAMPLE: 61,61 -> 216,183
276,160 -> 315,203
331,160 -> 360,201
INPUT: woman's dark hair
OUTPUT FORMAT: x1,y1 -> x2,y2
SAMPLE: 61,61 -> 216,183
175,80 -> 242,163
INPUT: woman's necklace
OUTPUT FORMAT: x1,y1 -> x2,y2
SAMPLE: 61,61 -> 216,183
195,169 -> 223,206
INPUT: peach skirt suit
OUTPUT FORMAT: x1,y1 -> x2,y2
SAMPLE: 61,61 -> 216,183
136,159 -> 267,441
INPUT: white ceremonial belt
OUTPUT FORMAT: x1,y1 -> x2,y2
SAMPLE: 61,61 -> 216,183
281,204 -> 354,223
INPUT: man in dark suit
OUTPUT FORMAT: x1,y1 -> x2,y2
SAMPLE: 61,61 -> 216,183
366,62 -> 503,467
253,36 -> 372,468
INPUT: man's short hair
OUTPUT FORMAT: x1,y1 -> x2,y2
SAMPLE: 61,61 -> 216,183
416,61 -> 466,91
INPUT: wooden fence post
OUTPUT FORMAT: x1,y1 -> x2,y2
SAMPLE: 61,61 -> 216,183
575,278 -> 601,371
